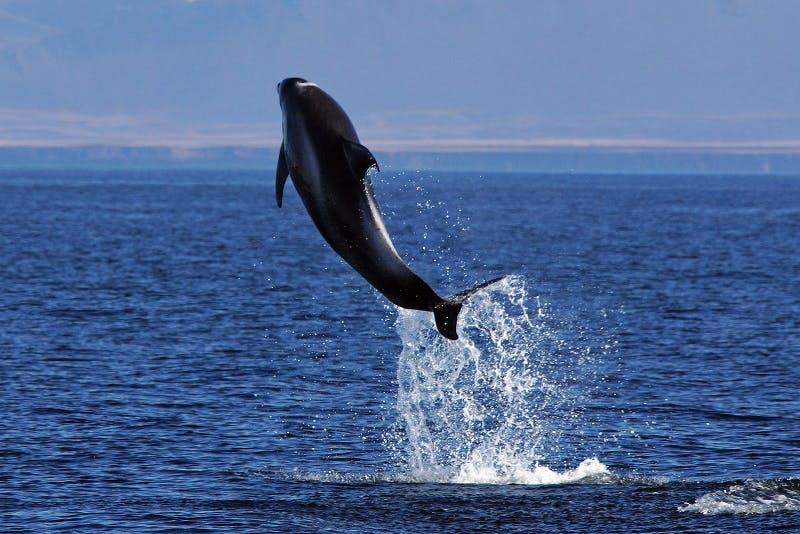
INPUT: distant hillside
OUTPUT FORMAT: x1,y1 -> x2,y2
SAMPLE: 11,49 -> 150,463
0,146 -> 271,170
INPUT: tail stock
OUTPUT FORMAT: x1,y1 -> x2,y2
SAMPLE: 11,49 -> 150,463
433,275 -> 508,340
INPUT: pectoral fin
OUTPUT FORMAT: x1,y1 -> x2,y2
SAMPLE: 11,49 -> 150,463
276,142 -> 290,208
342,138 -> 379,179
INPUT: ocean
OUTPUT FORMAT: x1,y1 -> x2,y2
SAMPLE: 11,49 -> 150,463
1,168 -> 799,532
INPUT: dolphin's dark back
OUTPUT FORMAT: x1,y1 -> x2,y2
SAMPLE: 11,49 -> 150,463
276,77 -> 505,339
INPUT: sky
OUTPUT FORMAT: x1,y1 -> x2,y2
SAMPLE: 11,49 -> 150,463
1,0 -> 799,152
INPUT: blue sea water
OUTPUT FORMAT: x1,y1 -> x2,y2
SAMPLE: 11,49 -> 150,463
1,168 -> 799,532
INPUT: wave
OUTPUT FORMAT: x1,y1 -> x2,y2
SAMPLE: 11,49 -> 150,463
679,479 -> 800,515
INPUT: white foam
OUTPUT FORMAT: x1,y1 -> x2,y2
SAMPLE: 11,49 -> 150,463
679,479 -> 800,515
452,457 -> 610,485
259,459 -> 611,486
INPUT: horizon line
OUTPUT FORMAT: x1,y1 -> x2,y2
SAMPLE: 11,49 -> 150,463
1,137 -> 800,155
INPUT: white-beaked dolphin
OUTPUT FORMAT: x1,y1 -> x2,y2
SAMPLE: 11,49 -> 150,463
275,77 -> 504,339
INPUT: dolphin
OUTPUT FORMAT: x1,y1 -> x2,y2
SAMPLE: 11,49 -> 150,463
275,77 -> 504,339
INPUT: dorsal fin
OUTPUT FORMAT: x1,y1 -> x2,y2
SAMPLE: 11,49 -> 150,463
276,142 -> 289,208
341,138 -> 379,179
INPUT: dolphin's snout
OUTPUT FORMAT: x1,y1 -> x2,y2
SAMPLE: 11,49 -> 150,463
278,77 -> 309,96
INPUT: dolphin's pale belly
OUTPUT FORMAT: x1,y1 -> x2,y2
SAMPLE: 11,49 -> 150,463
295,171 -> 441,312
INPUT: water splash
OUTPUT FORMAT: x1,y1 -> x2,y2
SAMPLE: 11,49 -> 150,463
391,275 -> 607,484
680,479 -> 800,515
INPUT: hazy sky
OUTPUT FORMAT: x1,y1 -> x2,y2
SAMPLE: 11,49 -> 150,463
1,0 -> 798,151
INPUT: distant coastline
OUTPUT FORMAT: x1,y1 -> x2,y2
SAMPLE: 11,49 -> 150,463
0,145 -> 799,175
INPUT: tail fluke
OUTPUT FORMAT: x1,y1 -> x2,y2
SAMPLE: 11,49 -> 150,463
433,299 -> 463,340
433,276 -> 508,340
